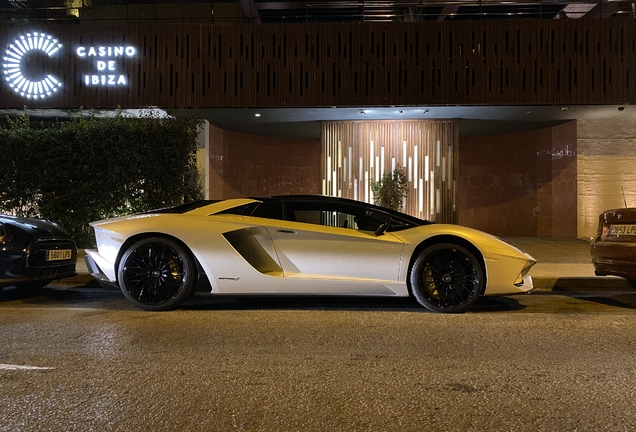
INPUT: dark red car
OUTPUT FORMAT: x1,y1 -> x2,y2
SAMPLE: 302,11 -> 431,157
591,208 -> 636,286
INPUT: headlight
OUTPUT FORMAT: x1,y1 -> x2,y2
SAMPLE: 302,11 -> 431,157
514,261 -> 535,286
0,223 -> 13,244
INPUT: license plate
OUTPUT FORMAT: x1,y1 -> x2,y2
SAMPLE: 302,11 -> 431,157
609,224 -> 636,236
46,249 -> 72,261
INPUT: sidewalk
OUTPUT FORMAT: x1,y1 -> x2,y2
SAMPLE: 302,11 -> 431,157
70,237 -> 630,291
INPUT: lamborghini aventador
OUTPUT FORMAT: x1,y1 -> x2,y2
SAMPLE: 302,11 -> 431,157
85,195 -> 536,313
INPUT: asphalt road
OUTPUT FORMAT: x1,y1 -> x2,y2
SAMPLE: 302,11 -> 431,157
1,282 -> 636,432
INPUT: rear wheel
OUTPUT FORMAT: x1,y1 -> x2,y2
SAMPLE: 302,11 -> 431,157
117,237 -> 196,311
409,243 -> 484,313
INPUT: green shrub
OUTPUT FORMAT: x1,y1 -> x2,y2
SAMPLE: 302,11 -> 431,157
370,164 -> 408,211
0,109 -> 203,247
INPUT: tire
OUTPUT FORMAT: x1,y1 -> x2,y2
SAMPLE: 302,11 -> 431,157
409,243 -> 484,313
117,237 -> 196,311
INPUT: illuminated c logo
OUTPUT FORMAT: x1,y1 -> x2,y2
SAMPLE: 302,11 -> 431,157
2,32 -> 63,99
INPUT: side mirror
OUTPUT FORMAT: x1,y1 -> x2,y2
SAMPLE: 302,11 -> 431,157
374,221 -> 390,236
362,210 -> 391,235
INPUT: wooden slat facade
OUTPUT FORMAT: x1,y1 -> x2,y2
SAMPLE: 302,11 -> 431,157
322,120 -> 458,223
1,19 -> 634,109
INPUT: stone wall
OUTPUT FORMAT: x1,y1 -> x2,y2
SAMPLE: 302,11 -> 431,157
458,122 -> 577,238
208,125 -> 322,199
577,119 -> 636,239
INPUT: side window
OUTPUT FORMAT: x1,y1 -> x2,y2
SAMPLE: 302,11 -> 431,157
286,202 -> 379,231
250,201 -> 284,220
293,210 -> 323,225
388,218 -> 413,232
293,210 -> 357,229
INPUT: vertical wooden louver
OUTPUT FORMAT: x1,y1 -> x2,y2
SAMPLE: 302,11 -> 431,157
0,19 -> 634,109
321,120 -> 458,223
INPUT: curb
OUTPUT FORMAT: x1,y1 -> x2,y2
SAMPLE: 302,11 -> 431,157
532,276 -> 633,292
62,273 -> 95,285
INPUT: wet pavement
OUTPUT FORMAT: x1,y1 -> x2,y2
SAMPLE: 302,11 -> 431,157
2,237 -> 636,431
1,286 -> 636,431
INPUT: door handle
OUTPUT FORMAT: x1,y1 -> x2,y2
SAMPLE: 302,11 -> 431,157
276,229 -> 297,234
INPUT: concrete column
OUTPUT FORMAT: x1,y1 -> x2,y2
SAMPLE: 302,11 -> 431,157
577,119 -> 636,239
196,119 -> 210,199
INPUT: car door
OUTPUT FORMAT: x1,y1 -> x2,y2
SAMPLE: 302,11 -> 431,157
263,201 -> 404,282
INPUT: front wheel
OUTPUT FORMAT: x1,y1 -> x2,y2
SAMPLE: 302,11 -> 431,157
409,243 -> 484,313
117,237 -> 196,311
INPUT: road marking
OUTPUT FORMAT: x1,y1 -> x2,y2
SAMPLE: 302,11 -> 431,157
0,363 -> 55,371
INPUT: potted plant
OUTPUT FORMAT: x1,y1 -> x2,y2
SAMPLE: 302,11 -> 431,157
370,164 -> 408,211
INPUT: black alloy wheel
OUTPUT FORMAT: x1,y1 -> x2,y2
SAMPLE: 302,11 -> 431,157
117,237 -> 196,311
409,243 -> 484,313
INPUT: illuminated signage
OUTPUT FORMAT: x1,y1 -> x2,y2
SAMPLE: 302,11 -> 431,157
1,31 -> 137,99
76,45 -> 136,86
2,32 -> 63,99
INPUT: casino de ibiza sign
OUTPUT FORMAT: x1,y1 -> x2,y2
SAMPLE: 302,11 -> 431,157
2,31 -> 136,100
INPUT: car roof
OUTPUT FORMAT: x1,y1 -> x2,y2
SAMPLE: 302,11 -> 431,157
146,195 -> 432,226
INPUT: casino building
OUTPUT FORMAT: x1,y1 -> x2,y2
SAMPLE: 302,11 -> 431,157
1,0 -> 635,239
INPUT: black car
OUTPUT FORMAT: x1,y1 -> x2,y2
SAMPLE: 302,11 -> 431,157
0,215 -> 78,290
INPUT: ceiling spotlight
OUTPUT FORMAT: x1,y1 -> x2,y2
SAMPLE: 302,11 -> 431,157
254,113 -> 261,117
618,106 -> 625,112
561,107 -> 568,111
399,110 -> 403,116
423,108 -> 429,115
359,109 -> 366,115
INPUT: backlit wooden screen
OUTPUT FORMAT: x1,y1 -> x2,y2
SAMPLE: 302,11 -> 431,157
321,120 -> 458,223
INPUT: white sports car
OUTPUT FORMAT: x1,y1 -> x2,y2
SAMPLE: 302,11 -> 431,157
85,195 -> 536,313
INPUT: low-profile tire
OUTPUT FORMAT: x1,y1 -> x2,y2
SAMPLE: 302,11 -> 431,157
117,237 -> 196,311
409,243 -> 484,313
